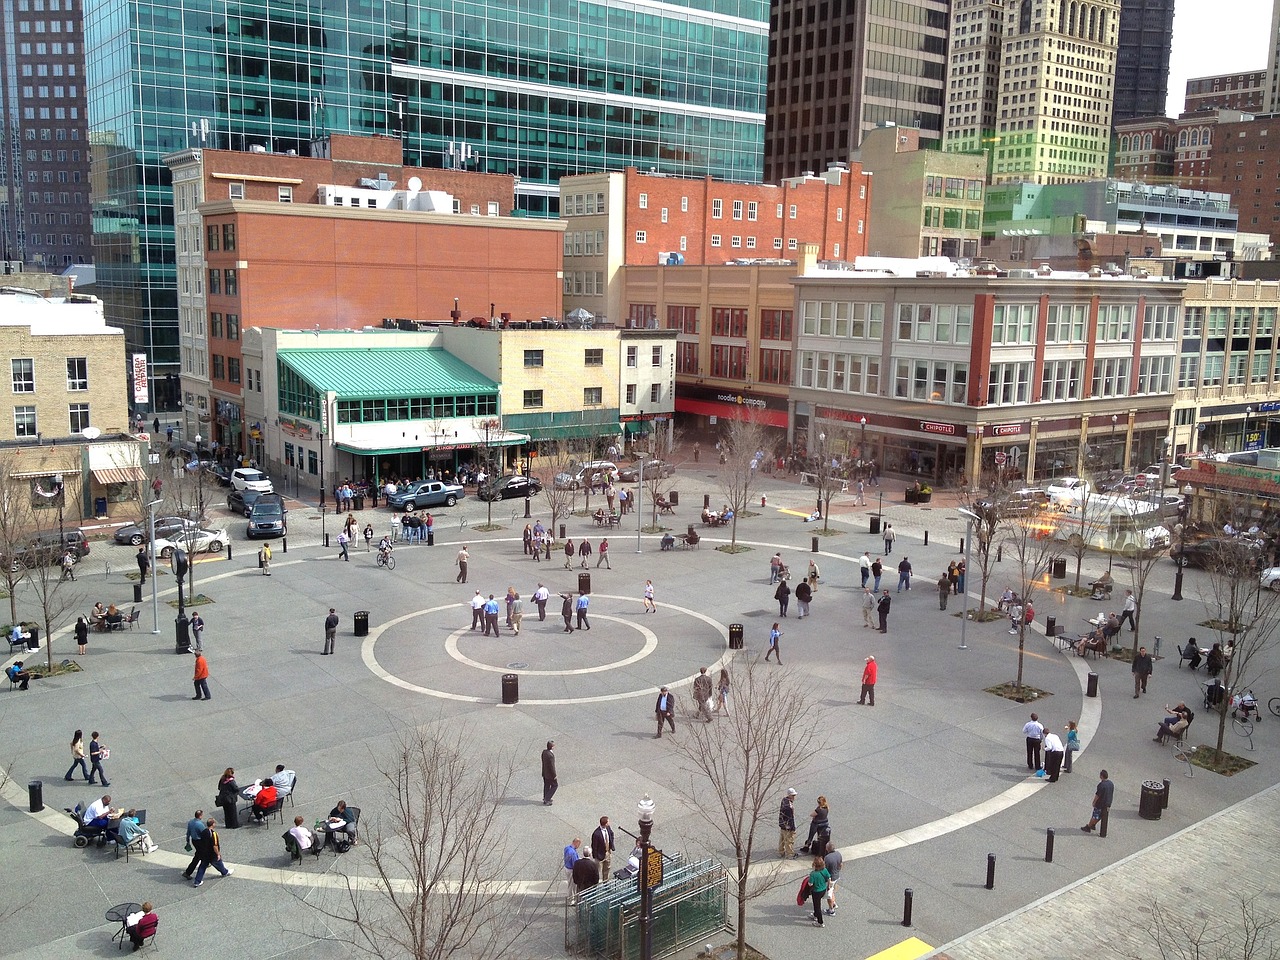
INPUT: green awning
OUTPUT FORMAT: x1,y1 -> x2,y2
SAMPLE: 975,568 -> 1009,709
277,347 -> 497,400
523,422 -> 621,441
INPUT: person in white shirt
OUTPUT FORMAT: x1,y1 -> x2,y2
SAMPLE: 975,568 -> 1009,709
1042,729 -> 1065,781
84,794 -> 114,825
271,765 -> 296,795
288,815 -> 314,854
470,590 -> 485,631
859,552 -> 871,588
533,583 -> 550,621
1022,713 -> 1045,772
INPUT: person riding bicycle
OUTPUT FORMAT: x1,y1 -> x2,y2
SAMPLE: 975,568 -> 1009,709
378,536 -> 393,563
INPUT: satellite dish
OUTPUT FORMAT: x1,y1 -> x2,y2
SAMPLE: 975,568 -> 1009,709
81,426 -> 101,440
407,176 -> 422,191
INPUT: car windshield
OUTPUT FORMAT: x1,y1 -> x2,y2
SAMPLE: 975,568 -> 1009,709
240,470 -> 267,482
252,504 -> 282,517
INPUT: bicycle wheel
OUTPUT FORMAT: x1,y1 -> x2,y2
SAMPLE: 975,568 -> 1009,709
385,555 -> 396,571
1232,715 -> 1254,741
1270,697 -> 1280,718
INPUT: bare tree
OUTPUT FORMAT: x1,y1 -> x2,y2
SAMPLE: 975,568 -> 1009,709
1147,896 -> 1280,960
671,659 -> 822,960
808,428 -> 847,532
535,451 -> 575,540
24,534 -> 85,670
1122,541 -> 1165,657
955,477 -> 1015,616
320,722 -> 542,960
641,466 -> 674,532
1001,514 -> 1061,697
0,456 -> 37,625
716,414 -> 770,550
474,417 -> 505,529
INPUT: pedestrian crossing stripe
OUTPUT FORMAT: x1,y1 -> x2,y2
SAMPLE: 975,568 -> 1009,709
865,936 -> 933,960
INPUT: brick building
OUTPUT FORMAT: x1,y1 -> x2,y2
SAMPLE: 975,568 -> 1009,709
1200,114 -> 1280,250
1183,71 -> 1267,114
560,165 -> 871,328
1113,117 -> 1176,184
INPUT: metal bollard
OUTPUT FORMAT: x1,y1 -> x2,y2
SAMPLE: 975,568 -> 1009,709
226,542 -> 232,561
924,529 -> 929,546
324,533 -> 330,548
996,544 -> 1003,562
1153,635 -> 1162,658
1045,827 -> 1055,863
1099,807 -> 1109,838
960,537 -> 965,554
985,853 -> 996,890
1162,778 -> 1171,810
811,536 -> 819,553
902,888 -> 913,927
282,536 -> 288,554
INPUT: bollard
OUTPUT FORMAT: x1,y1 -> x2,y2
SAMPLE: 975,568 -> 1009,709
28,779 -> 43,812
1044,827 -> 1055,863
703,493 -> 711,509
226,542 -> 232,561
811,536 -> 819,553
997,544 -> 1003,562
282,536 -> 288,554
960,537 -> 965,554
324,533 -> 330,548
1153,635 -> 1162,658
1099,806 -> 1109,838
1086,672 -> 1099,698
924,529 -> 929,546
902,888 -> 913,927
1162,777 -> 1171,810
985,853 -> 996,889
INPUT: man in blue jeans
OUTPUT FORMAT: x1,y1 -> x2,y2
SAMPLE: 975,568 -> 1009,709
897,556 -> 912,592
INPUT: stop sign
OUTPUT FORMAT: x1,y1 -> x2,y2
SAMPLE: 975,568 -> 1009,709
994,451 -> 1008,466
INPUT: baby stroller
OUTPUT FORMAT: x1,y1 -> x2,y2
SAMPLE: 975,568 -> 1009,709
65,800 -> 114,848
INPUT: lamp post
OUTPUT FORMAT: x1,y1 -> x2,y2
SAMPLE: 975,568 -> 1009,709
637,794 -> 656,960
957,507 -> 978,649
146,497 -> 163,634
523,448 -> 532,519
1109,415 -> 1117,472
319,429 -> 327,543
635,410 -> 646,554
859,415 -> 867,463
171,546 -> 190,653
53,473 -> 65,545
1245,406 -> 1253,451
1172,521 -> 1185,601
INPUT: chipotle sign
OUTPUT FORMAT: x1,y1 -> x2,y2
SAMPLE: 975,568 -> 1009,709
918,421 -> 956,436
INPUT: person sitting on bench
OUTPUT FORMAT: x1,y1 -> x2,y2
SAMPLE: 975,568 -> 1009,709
6,660 -> 33,690
660,532 -> 675,551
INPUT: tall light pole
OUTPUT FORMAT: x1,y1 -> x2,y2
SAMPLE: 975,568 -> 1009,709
53,473 -> 65,544
1245,406 -> 1253,451
635,410 -> 646,554
146,497 -> 163,634
319,428 -> 327,543
957,507 -> 979,650
859,415 -> 867,463
637,794 -> 657,960
816,431 -> 826,514
1110,415 -> 1117,472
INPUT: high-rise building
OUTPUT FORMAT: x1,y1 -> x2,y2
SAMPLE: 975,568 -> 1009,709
1267,0 -> 1280,112
942,0 -> 1006,157
83,0 -> 768,412
1111,0 -> 1173,123
1184,72 -> 1267,115
0,0 -> 92,270
763,0 -> 950,184
989,0 -> 1119,185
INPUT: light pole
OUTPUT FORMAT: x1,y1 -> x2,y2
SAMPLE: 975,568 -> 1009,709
635,410 -> 646,554
957,507 -> 979,649
319,428 -> 327,543
1245,406 -> 1253,451
859,416 -> 867,464
53,473 -> 65,545
816,432 -> 826,514
146,497 -> 163,634
637,794 -> 657,960
523,448 -> 532,519
1110,415 -> 1117,472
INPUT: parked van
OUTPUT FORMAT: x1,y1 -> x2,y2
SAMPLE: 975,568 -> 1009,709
553,460 -> 617,490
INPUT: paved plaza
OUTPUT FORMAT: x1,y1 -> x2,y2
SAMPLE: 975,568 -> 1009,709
1,467 -> 1278,959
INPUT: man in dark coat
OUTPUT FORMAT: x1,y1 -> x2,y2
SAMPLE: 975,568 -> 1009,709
541,740 -> 558,806
136,546 -> 150,585
877,590 -> 892,633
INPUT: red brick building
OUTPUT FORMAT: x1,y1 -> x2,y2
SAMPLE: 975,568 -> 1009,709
1113,117 -> 1176,184
1183,71 -> 1267,114
1200,114 -> 1280,247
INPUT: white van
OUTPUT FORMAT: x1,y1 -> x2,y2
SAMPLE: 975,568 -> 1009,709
554,460 -> 618,490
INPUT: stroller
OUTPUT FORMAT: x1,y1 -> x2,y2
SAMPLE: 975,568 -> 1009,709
65,800 -> 116,848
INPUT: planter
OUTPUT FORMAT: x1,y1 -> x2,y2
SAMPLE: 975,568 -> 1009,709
919,492 -> 932,503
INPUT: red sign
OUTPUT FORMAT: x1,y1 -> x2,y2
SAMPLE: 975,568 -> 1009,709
994,451 -> 1008,466
990,423 -> 1025,437
918,421 -> 956,436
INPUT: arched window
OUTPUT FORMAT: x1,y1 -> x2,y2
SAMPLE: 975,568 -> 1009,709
1178,130 -> 1188,147
1200,127 -> 1211,146
1143,133 -> 1152,150
1119,135 -> 1130,152
1190,129 -> 1200,146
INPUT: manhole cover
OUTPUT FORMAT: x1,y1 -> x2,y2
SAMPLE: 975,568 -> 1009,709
507,662 -> 528,669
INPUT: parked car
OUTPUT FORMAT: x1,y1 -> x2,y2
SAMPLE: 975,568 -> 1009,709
230,467 -> 274,493
153,527 -> 228,560
1045,477 -> 1091,503
1137,464 -> 1171,486
553,460 -> 618,490
246,498 -> 288,539
478,475 -> 543,501
617,459 -> 674,483
204,462 -> 232,486
1170,536 -> 1264,569
1156,494 -> 1186,521
1,529 -> 90,573
974,487 -> 1047,520
113,516 -> 198,546
1260,566 -> 1280,592
386,479 -> 465,510
227,489 -> 269,517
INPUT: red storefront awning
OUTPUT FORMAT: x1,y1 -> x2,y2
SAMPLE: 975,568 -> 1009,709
676,397 -> 788,428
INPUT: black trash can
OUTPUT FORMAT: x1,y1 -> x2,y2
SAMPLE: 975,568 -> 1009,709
25,625 -> 39,650
728,623 -> 744,649
669,491 -> 679,506
1086,671 -> 1099,698
870,515 -> 881,535
1139,779 -> 1165,820
502,673 -> 519,705
1052,557 -> 1067,580
354,495 -> 365,510
812,536 -> 819,553
28,779 -> 43,813
133,583 -> 143,604
1045,615 -> 1057,638
559,524 -> 566,540
703,493 -> 711,509
354,610 -> 370,637
427,530 -> 435,546
578,572 -> 591,595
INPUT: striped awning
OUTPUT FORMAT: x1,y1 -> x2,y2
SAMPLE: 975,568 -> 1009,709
92,466 -> 146,485
9,469 -> 62,479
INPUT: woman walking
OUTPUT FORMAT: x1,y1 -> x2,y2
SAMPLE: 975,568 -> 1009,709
74,616 -> 89,655
643,579 -> 656,613
765,623 -> 783,664
64,729 -> 90,781
713,667 -> 731,715
807,855 -> 831,927
774,579 -> 791,617
802,796 -> 830,854
216,767 -> 241,829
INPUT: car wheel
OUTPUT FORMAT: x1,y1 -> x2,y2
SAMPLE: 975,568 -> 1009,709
208,540 -> 223,553
129,533 -> 144,546
1269,579 -> 1280,593
445,495 -> 457,506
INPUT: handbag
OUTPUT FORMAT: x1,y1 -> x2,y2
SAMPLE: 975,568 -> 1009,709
185,838 -> 193,852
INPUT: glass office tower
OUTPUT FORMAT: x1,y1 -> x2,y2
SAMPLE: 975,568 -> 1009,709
84,0 -> 766,409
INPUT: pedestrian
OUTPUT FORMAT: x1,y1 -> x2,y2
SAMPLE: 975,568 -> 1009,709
511,592 -> 524,635
505,586 -> 517,626
801,796 -> 830,854
591,815 -> 615,881
778,788 -> 797,857
136,545 -> 149,585
60,549 -> 77,581
948,561 -> 960,595
470,590 -> 485,630
858,656 -> 877,705
806,559 -> 820,595
1064,720 -> 1081,773
259,542 -> 272,575
871,557 -> 883,592
166,424 -> 174,444
561,592 -> 575,633
337,530 -> 350,561
883,523 -> 896,555
534,583 -> 549,621
823,840 -> 843,915
654,686 -> 676,738
1023,712 -> 1045,772
192,651 -> 211,700
794,578 -> 812,618
65,729 -> 91,781
575,592 -> 591,630
74,616 -> 89,655
544,535 -> 553,561
957,560 -> 967,594
637,578 -> 655,613
765,622 -> 783,663
859,551 -> 871,588
713,666 -> 731,715
693,667 -> 714,722
861,588 -> 875,628
770,552 -> 783,585
597,537 -> 610,569
1132,645 -> 1153,698
807,855 -> 831,926
877,590 -> 891,633
425,512 -> 434,544
88,731 -> 110,786
191,611 -> 205,652
563,539 -> 575,569
578,538 -> 592,568
181,809 -> 206,879
363,523 -> 374,551
1043,726 -> 1065,782
775,579 -> 791,617
152,415 -> 160,434
1119,589 -> 1137,631
456,545 -> 469,583
483,594 -> 501,636
897,556 -> 912,592
541,740 -> 558,806
523,524 -> 534,556
191,817 -> 234,886
694,441 -> 700,463
563,838 -> 583,902
937,571 -> 951,610
1081,769 -> 1114,833
323,608 -> 338,655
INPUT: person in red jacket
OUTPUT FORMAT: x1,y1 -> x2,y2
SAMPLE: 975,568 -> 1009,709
192,652 -> 211,701
251,779 -> 278,823
858,656 -> 878,706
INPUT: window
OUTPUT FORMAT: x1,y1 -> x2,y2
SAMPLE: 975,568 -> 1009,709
987,361 -> 1033,405
1231,307 -> 1253,337
226,314 -> 240,340
652,346 -> 662,367
584,386 -> 603,405
712,308 -> 748,337
1178,355 -> 1200,388
14,405 -> 36,436
1182,306 -> 1204,338
65,357 -> 87,390
308,450 -> 318,475
207,269 -> 220,295
212,355 -> 225,380
712,199 -> 722,219
788,238 -> 798,250
1228,353 -> 1247,385
1206,307 -> 1229,337
1097,304 -> 1135,342
711,344 -> 749,378
228,183 -> 244,199
584,348 -> 604,366
710,235 -> 721,247
747,201 -> 758,221
221,223 -> 235,251
649,383 -> 661,404
635,230 -> 646,244
660,207 -> 668,223
626,383 -> 637,404
206,225 -> 219,251
1137,356 -> 1174,394
524,349 -> 544,368
210,313 -> 222,338
991,304 -> 1037,344
1201,354 -> 1224,387
1045,303 -> 1087,343
626,346 -> 638,367
681,196 -> 688,212
789,205 -> 797,219
732,199 -> 743,220
666,305 -> 699,334
760,309 -> 792,341
1040,359 -> 1082,400
523,389 -> 543,409
731,236 -> 741,248
676,341 -> 699,374
757,348 -> 791,383
638,192 -> 648,209
278,186 -> 292,203
228,358 -> 241,384
11,359 -> 34,393
1091,356 -> 1133,397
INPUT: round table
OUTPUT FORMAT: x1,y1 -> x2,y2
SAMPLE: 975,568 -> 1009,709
105,902 -> 141,947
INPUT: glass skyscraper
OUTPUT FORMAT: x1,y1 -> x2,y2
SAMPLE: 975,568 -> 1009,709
84,0 -> 766,408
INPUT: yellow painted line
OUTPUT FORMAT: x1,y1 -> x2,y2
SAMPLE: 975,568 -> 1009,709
779,508 -> 811,517
866,936 -> 934,960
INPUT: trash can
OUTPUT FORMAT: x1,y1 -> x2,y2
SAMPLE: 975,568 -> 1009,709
427,530 -> 435,546
703,493 -> 711,509
1052,557 -> 1067,580
25,625 -> 39,650
502,673 -> 519,705
354,495 -> 365,510
870,514 -> 882,535
669,491 -> 679,506
1139,779 -> 1165,820
28,779 -> 43,813
728,623 -> 744,649
1086,671 -> 1099,698
1045,615 -> 1057,638
812,536 -> 819,553
354,610 -> 370,637
133,583 -> 143,604
94,496 -> 108,518
578,572 -> 591,595
559,524 -> 566,540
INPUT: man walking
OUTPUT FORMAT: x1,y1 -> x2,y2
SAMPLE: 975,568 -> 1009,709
859,551 -> 871,588
1132,646 -> 1153,698
575,592 -> 591,630
563,539 -> 575,569
511,592 -> 523,635
654,686 -> 676,738
483,595 -> 501,637
937,571 -> 951,610
1023,712 -> 1045,771
182,809 -> 207,880
778,788 -> 797,858
871,557 -> 883,592
1081,769 -> 1115,833
534,583 -> 549,621
191,817 -> 234,886
192,651 -> 211,700
693,667 -> 714,722
323,608 -> 338,655
88,731 -> 110,786
597,538 -> 610,569
1119,589 -> 1137,631
456,545 -> 469,583
1043,726 -> 1065,782
561,592 -> 575,633
883,523 -> 896,556
541,740 -> 558,806
337,530 -> 350,561
591,816 -> 615,881
770,552 -> 783,585
897,556 -> 912,592
877,590 -> 891,633
578,538 -> 592,568
136,546 -> 150,585
858,655 -> 877,705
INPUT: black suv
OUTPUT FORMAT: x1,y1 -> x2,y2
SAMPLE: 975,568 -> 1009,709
3,529 -> 90,573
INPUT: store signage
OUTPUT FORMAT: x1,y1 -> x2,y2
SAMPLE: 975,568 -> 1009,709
990,422 -> 1025,437
131,353 -> 149,404
918,421 -> 956,436
278,416 -> 315,440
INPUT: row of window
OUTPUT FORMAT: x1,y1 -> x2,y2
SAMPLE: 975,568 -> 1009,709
522,384 -> 662,409
207,269 -> 239,297
210,355 -> 241,384
1183,305 -> 1278,338
335,395 -> 499,424
12,402 -> 90,437
1178,351 -> 1280,387
634,231 -> 811,250
11,357 -> 88,393
206,224 -> 236,252
209,313 -> 239,340
523,346 -> 663,367
923,175 -> 984,200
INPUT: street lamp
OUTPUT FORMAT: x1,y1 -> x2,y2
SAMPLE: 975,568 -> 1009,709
52,473 -> 65,545
1110,415 -> 1117,472
1245,406 -> 1253,450
957,507 -> 979,649
816,432 -> 826,514
859,416 -> 867,463
523,448 -> 532,519
171,546 -> 191,653
635,410 -> 646,554
319,428 -> 327,544
637,794 -> 657,960
146,497 -> 164,634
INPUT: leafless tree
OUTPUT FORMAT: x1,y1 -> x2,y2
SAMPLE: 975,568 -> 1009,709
717,414 -> 770,550
0,456 -> 37,625
1147,895 -> 1280,960
671,658 -> 821,960
534,451 -> 575,541
474,417 -> 505,528
808,428 -> 848,532
1001,513 -> 1061,697
24,532 -> 85,671
1049,463 -> 1112,593
320,722 -> 542,960
641,467 -> 674,531
1122,541 -> 1165,657
955,478 -> 1015,615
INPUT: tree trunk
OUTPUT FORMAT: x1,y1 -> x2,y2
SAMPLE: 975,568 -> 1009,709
737,873 -> 749,960
1015,625 -> 1026,696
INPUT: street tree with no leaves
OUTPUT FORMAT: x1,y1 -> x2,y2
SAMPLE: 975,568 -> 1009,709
1001,512 -> 1061,697
716,414 -> 770,551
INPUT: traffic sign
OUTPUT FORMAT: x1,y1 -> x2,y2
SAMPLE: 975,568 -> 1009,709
994,451 -> 1007,466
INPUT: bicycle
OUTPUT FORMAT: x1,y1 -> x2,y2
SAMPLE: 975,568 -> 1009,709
1270,696 -> 1280,718
376,550 -> 396,571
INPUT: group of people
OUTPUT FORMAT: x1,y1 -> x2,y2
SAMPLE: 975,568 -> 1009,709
214,764 -> 295,829
701,505 -> 734,526
771,558 -> 821,618
388,510 -> 434,543
561,537 -> 610,570
1181,637 -> 1230,676
1021,713 -> 1082,782
777,788 -> 843,926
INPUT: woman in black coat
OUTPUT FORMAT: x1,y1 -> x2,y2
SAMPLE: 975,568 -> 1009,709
774,580 -> 791,617
217,768 -> 241,829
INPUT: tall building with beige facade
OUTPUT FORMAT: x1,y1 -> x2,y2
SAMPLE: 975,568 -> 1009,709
944,0 -> 1007,157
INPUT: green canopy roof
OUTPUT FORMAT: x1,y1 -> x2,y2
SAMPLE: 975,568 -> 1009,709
277,347 -> 497,400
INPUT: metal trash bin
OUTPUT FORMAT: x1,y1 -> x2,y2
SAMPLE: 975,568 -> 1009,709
28,779 -> 43,813
1052,557 -> 1067,580
1086,672 -> 1099,698
354,495 -> 365,510
25,625 -> 39,650
1139,779 -> 1165,820
502,673 -> 519,705
728,623 -> 744,649
134,583 -> 143,604
668,491 -> 679,506
1045,615 -> 1057,638
94,496 -> 108,518
578,572 -> 591,595
354,610 -> 370,637
870,515 -> 881,535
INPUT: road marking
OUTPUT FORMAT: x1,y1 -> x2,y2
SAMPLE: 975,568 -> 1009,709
866,937 -> 934,959
443,613 -> 659,675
